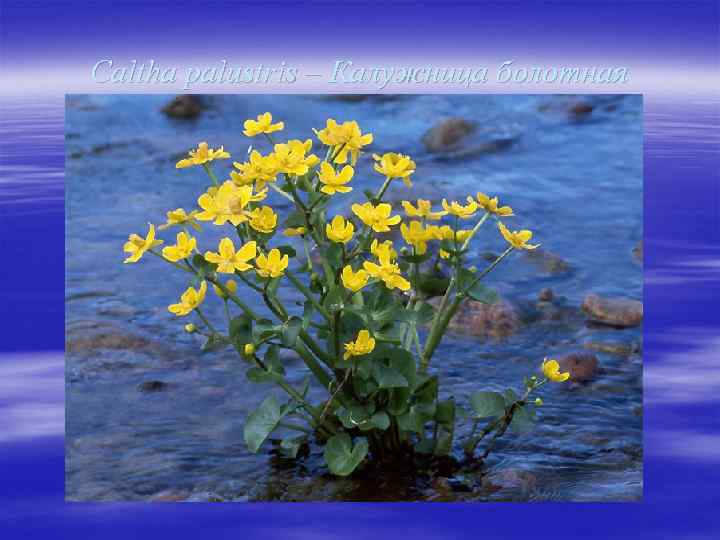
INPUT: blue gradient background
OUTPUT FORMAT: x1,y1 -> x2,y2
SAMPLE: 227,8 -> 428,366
1,0 -> 719,538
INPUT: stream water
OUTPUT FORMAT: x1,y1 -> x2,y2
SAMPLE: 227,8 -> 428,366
64,94 -> 642,501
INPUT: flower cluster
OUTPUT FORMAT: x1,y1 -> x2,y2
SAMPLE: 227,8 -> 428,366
123,112 -> 564,477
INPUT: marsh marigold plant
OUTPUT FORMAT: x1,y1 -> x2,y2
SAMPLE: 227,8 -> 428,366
123,113 -> 569,476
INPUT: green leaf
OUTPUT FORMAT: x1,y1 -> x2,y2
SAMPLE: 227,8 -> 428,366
324,287 -> 344,313
201,333 -> 229,353
416,274 -> 451,298
510,405 -> 535,434
192,254 -> 216,278
279,435 -> 306,459
434,430 -> 454,456
465,283 -> 498,304
244,395 -> 285,453
470,391 -> 506,418
387,388 -> 410,416
281,210 -> 306,229
372,362 -> 409,389
414,375 -> 439,403
398,302 -> 435,325
397,405 -> 431,433
281,316 -> 303,347
504,388 -> 519,405
324,243 -> 344,270
246,366 -> 280,384
387,348 -> 417,389
301,301 -> 314,330
368,411 -> 390,431
401,251 -> 432,265
323,434 -> 369,476
253,318 -> 279,340
275,244 -> 297,259
435,398 -> 456,425
229,314 -> 253,351
415,438 -> 436,454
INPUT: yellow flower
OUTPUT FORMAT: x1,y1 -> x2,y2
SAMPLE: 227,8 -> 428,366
248,206 -> 278,234
498,222 -> 540,250
243,343 -> 256,356
204,238 -> 257,273
318,162 -> 354,195
168,281 -> 207,317
255,248 -> 289,279
158,208 -> 201,231
441,197 -> 479,219
176,142 -> 230,169
184,323 -> 196,333
476,192 -> 513,217
283,227 -> 307,237
341,265 -> 369,292
161,231 -> 197,262
196,181 -> 267,226
373,152 -> 416,187
363,243 -> 410,291
123,223 -> 162,263
401,199 -> 446,221
370,239 -> 398,263
231,150 -> 279,190
272,139 -> 319,176
326,215 -> 355,244
439,249 -> 450,259
541,358 -> 570,382
243,112 -> 284,137
213,279 -> 237,299
400,220 -> 433,255
429,225 -> 472,243
343,329 -> 376,361
316,119 -> 373,165
351,202 -> 401,233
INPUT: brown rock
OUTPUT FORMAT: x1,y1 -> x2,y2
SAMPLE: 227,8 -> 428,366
445,299 -> 521,338
421,118 -> 476,152
568,102 -> 594,119
558,352 -> 599,382
66,331 -> 153,353
581,294 -> 643,327
583,340 -> 639,356
538,288 -> 554,302
485,469 -> 537,493
633,240 -> 643,262
162,95 -> 203,119
137,380 -> 171,393
522,249 -> 570,275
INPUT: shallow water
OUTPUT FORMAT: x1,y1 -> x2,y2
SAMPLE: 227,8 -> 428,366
64,94 -> 642,501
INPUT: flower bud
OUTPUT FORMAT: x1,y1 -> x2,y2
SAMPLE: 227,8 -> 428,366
213,279 -> 238,299
468,266 -> 477,273
243,343 -> 256,356
534,398 -> 543,406
184,323 -> 196,333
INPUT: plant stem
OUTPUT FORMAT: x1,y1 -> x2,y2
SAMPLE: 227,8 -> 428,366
202,163 -> 219,187
277,421 -> 313,434
286,270 -> 331,321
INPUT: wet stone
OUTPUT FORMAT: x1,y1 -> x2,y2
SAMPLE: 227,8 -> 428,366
522,249 -> 570,275
421,117 -> 476,152
633,240 -> 643,262
538,288 -> 555,302
558,352 -> 600,382
162,95 -> 203,119
582,294 -> 643,327
583,339 -> 640,356
137,380 -> 171,393
444,299 -> 521,338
